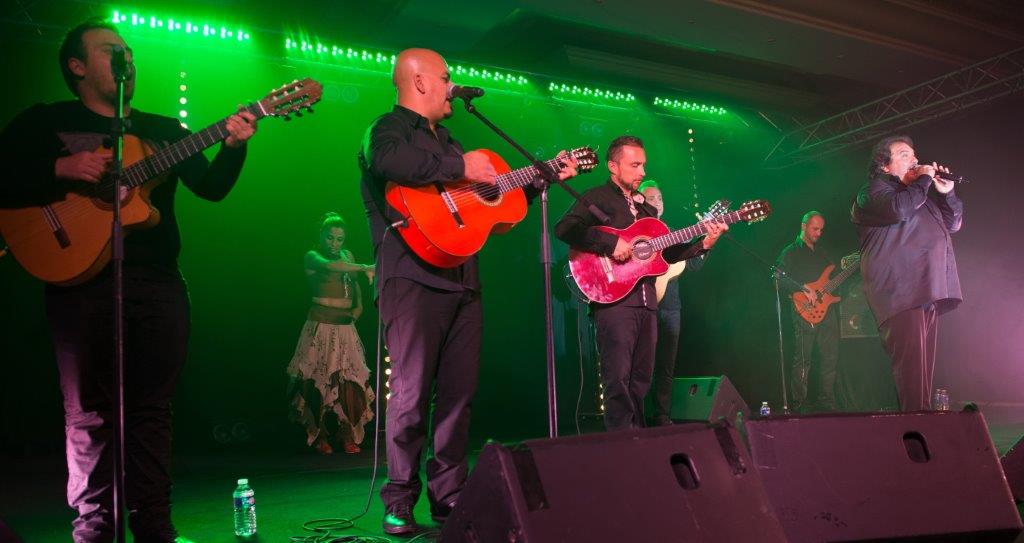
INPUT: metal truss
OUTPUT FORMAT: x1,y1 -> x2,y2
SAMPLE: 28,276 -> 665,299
764,46 -> 1024,168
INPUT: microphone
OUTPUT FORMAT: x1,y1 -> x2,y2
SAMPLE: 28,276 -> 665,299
447,84 -> 484,101
913,162 -> 968,184
110,45 -> 131,80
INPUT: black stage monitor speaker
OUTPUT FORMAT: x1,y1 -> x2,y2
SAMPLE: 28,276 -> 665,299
746,411 -> 1022,542
669,375 -> 749,426
440,423 -> 787,543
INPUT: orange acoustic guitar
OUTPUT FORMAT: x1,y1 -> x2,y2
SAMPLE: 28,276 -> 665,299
792,252 -> 861,325
0,79 -> 322,286
385,147 -> 598,268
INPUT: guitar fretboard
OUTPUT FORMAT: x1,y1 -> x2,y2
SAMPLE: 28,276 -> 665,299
494,157 -> 565,194
649,210 -> 747,251
822,256 -> 860,293
115,102 -> 265,190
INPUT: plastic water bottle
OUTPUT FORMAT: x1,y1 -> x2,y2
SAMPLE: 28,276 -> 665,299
933,388 -> 951,411
233,478 -> 257,537
759,401 -> 771,417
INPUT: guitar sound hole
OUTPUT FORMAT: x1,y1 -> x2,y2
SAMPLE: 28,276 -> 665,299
474,184 -> 501,203
92,179 -> 128,204
633,241 -> 653,260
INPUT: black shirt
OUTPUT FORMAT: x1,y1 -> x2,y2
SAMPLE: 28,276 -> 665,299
659,255 -> 705,312
0,100 -> 247,273
358,105 -> 479,293
775,237 -> 834,295
554,179 -> 706,309
850,172 -> 963,325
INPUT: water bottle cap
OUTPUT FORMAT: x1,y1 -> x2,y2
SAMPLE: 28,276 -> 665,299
237,478 -> 248,485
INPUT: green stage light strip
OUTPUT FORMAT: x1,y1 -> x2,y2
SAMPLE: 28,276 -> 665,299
653,96 -> 728,115
111,10 -> 252,41
284,39 -> 530,87
548,82 -> 636,104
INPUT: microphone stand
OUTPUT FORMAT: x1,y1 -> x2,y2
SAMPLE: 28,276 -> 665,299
719,233 -> 804,415
459,96 -> 607,438
110,55 -> 130,543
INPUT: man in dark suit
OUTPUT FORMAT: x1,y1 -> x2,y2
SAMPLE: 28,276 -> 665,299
851,135 -> 963,411
555,136 -> 726,431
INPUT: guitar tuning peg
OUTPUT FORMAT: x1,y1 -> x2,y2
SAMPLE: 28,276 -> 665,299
283,115 -> 292,122
294,111 -> 303,117
306,107 -> 314,114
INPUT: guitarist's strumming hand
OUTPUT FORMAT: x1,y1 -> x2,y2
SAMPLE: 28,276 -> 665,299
55,151 -> 111,184
224,107 -> 258,148
463,150 -> 497,185
701,220 -> 728,249
612,237 -> 633,262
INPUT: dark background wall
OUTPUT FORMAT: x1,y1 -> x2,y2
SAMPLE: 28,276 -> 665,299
2,21 -> 1022,456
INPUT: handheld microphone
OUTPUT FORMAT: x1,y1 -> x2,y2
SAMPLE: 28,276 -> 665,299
915,162 -> 969,184
447,84 -> 484,101
110,45 -> 132,80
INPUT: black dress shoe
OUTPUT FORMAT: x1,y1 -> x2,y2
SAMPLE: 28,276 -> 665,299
383,502 -> 419,536
430,498 -> 457,524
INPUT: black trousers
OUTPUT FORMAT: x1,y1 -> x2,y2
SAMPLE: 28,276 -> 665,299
649,308 -> 681,422
790,310 -> 839,411
378,278 -> 481,510
879,305 -> 938,411
45,268 -> 189,543
592,304 -> 657,431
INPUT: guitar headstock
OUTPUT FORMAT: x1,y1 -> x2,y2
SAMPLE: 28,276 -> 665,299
701,199 -> 732,220
258,78 -> 323,120
567,146 -> 599,173
738,199 -> 772,223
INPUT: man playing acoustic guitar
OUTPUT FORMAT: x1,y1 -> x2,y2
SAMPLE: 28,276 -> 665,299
0,18 -> 257,542
358,48 -> 579,535
555,136 -> 725,432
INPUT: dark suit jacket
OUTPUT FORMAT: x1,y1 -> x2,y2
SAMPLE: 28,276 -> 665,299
850,172 -> 963,325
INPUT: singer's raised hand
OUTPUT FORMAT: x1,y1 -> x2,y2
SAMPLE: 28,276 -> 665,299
933,166 -> 955,193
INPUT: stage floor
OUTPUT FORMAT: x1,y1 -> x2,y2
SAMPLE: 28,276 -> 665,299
4,416 -> 1024,542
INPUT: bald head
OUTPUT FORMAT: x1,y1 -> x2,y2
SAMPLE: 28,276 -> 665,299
393,48 -> 452,126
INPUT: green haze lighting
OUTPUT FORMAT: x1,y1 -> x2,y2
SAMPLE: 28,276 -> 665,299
653,96 -> 728,116
284,38 -> 527,89
112,9 -> 250,42
549,81 -> 636,104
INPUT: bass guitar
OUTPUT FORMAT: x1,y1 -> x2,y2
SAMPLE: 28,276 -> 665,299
792,252 -> 861,325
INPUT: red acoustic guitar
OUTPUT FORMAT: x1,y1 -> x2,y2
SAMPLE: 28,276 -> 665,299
0,79 -> 322,285
385,147 -> 598,268
568,200 -> 772,303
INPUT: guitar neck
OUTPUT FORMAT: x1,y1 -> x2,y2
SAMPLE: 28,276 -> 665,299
495,157 -> 564,194
822,259 -> 860,293
120,102 -> 264,189
649,209 -> 745,251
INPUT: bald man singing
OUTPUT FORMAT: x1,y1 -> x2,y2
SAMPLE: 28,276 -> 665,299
358,48 -> 576,535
